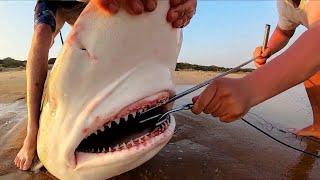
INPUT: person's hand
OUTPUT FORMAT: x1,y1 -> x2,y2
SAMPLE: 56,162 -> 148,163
92,0 -> 157,15
253,46 -> 272,68
167,0 -> 197,28
93,0 -> 197,28
191,78 -> 253,122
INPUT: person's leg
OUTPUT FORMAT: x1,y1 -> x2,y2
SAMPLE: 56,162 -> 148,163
14,24 -> 52,171
14,1 -> 65,171
297,72 -> 320,138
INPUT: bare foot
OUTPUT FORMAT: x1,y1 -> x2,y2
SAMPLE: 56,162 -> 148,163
296,125 -> 320,139
14,135 -> 37,170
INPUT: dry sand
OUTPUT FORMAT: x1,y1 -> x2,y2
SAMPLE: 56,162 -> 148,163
0,70 -> 26,103
0,70 -> 245,103
173,70 -> 245,85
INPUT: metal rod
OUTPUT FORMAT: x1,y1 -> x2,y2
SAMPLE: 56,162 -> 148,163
139,24 -> 271,117
262,24 -> 270,51
140,57 -> 256,116
139,114 -> 161,123
166,58 -> 254,104
167,24 -> 271,104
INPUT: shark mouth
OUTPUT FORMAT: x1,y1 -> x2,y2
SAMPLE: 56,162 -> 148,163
75,91 -> 172,155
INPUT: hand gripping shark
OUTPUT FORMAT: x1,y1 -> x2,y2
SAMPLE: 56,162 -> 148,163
37,0 -> 182,179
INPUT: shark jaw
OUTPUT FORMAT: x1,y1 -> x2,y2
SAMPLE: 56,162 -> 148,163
74,91 -> 175,169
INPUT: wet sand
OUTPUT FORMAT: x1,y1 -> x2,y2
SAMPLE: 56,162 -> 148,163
1,70 -> 320,179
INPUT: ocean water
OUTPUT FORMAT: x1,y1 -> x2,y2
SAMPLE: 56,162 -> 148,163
175,83 -> 312,129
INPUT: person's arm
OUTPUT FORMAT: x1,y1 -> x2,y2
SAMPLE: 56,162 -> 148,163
253,0 -> 298,68
14,24 -> 53,170
92,0 -> 197,28
247,21 -> 320,107
268,26 -> 295,53
254,26 -> 295,67
192,1 -> 320,121
15,0 -> 66,170
191,21 -> 320,122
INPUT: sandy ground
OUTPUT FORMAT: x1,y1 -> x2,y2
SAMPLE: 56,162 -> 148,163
0,70 -> 245,103
172,71 -> 245,85
0,71 -> 26,103
1,70 -> 320,179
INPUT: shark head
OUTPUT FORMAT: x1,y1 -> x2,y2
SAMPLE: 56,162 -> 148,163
37,1 -> 182,179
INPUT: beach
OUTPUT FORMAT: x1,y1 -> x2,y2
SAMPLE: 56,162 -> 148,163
0,69 -> 245,103
0,70 -> 26,103
1,69 -> 320,179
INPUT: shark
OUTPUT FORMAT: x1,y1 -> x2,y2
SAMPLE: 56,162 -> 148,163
37,0 -> 182,179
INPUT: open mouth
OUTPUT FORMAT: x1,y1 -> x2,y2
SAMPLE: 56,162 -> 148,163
75,91 -> 172,154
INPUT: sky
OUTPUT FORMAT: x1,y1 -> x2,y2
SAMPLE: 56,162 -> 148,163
0,1 -> 306,68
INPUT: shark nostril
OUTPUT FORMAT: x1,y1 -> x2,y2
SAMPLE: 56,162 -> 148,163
81,48 -> 87,51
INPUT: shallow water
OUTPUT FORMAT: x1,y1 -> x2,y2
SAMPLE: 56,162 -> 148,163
1,84 -> 319,179
175,83 -> 313,129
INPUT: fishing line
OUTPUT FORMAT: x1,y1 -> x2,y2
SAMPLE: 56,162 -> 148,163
247,112 -> 320,145
59,31 -> 64,45
241,117 -> 320,158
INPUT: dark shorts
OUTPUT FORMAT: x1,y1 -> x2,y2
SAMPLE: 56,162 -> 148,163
34,0 -> 86,32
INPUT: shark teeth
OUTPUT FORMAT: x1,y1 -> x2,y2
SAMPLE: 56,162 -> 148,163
97,96 -> 170,131
77,97 -> 172,154
78,118 -> 171,154
102,113 -> 136,130
129,140 -> 134,145
121,143 -> 126,148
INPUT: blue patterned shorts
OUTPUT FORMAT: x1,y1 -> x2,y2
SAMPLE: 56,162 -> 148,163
34,0 -> 59,32
34,0 -> 85,32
